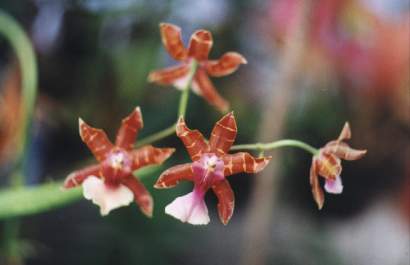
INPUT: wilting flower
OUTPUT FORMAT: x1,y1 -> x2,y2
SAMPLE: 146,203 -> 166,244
148,23 -> 247,112
155,113 -> 271,225
63,107 -> 175,216
310,122 -> 367,209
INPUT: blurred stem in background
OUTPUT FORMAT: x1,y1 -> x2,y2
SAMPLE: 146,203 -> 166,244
136,59 -> 198,147
240,1 -> 313,265
0,10 -> 38,264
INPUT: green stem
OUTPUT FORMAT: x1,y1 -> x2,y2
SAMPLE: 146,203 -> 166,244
177,60 -> 198,118
0,10 -> 38,263
231,139 -> 319,155
136,60 -> 198,147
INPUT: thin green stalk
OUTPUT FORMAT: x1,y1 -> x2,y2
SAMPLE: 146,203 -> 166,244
231,139 -> 319,155
177,60 -> 198,118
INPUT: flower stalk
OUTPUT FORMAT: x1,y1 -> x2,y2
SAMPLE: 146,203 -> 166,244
231,139 -> 319,155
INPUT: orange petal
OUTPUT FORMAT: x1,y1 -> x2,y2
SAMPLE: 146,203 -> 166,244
205,52 -> 247,77
132,145 -> 175,170
122,176 -> 153,217
209,112 -> 237,156
212,180 -> 235,225
154,163 -> 194,189
188,30 -> 213,61
63,164 -> 101,189
79,118 -> 114,161
316,152 -> 342,180
159,23 -> 188,61
222,152 -> 272,176
338,122 -> 352,141
324,141 -> 367,161
176,117 -> 210,161
310,159 -> 324,210
148,64 -> 190,85
194,69 -> 229,112
115,107 -> 143,150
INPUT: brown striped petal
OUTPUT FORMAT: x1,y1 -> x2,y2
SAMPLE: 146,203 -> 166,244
222,152 -> 272,176
131,145 -> 175,170
148,64 -> 190,85
212,179 -> 235,225
205,52 -> 247,77
115,107 -> 143,150
209,112 -> 237,156
79,118 -> 114,162
188,30 -> 213,61
122,176 -> 153,217
154,163 -> 194,189
338,122 -> 352,141
324,141 -> 367,161
316,152 -> 342,180
176,117 -> 210,161
63,164 -> 101,189
159,23 -> 188,61
194,69 -> 229,112
310,159 -> 324,210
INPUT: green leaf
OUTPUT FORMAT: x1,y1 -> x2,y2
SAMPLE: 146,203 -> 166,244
0,166 -> 162,220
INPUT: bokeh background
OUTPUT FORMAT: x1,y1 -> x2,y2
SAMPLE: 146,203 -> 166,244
0,0 -> 409,264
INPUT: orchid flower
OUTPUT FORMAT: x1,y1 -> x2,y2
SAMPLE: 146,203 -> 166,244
63,107 -> 175,216
310,122 -> 367,209
155,112 -> 271,225
148,23 -> 247,112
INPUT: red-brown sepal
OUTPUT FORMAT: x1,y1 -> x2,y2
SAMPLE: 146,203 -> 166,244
222,152 -> 272,176
188,30 -> 213,61
212,180 -> 235,225
132,145 -> 175,170
79,118 -> 114,161
205,52 -> 247,77
209,112 -> 237,156
115,107 -> 143,150
310,159 -> 324,210
122,176 -> 154,217
63,164 -> 101,189
159,23 -> 188,61
154,163 -> 193,189
176,117 -> 210,161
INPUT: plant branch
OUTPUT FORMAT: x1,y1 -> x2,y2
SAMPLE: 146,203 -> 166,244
231,139 -> 319,155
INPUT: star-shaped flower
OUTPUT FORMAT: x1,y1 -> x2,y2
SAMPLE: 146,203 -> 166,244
310,122 -> 367,209
155,113 -> 272,225
63,107 -> 175,216
148,23 -> 247,112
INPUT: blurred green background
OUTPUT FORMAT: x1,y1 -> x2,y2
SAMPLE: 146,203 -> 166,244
0,0 -> 409,264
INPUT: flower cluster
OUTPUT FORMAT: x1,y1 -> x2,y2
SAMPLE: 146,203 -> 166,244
63,23 -> 366,225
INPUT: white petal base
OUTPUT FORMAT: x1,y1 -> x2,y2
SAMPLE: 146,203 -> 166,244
324,175 -> 344,194
82,176 -> 134,216
165,191 -> 210,225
